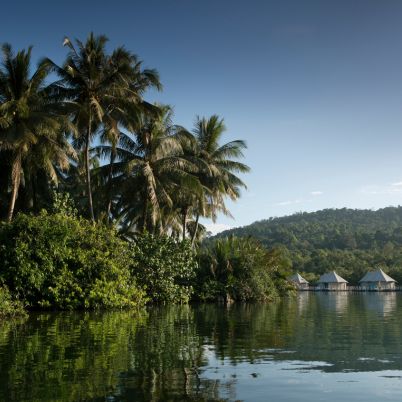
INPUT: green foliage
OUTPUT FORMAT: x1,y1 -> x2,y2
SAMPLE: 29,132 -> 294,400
130,233 -> 197,303
0,37 -> 249,245
0,44 -> 75,222
0,286 -> 26,318
51,191 -> 78,217
0,212 -> 146,310
196,236 -> 292,302
0,37 -> 252,308
0,311 -> 147,401
216,207 -> 402,284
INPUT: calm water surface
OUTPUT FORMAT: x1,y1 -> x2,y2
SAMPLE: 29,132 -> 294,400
1,293 -> 402,401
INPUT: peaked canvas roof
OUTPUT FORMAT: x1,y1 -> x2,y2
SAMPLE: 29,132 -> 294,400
289,273 -> 309,284
318,271 -> 348,283
359,269 -> 396,283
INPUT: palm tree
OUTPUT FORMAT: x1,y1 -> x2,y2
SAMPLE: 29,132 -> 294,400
23,124 -> 75,211
189,115 -> 250,243
46,33 -> 158,220
0,44 -> 74,221
56,150 -> 100,216
99,48 -> 161,220
95,106 -> 201,233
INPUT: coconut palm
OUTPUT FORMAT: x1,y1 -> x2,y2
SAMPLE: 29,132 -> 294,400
0,44 -> 74,221
99,50 -> 161,220
22,124 -> 75,211
95,106 -> 201,233
0,36 -> 250,237
189,115 -> 250,242
46,33 -> 159,220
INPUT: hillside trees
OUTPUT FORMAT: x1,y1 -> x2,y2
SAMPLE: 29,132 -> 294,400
215,207 -> 402,283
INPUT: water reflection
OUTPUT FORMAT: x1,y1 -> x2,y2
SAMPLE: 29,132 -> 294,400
1,294 -> 402,401
295,291 -> 310,313
314,291 -> 350,313
363,292 -> 397,317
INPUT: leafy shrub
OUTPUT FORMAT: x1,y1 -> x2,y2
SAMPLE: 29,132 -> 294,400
0,285 -> 26,318
51,190 -> 78,217
196,236 -> 292,302
0,212 -> 146,310
130,233 -> 197,303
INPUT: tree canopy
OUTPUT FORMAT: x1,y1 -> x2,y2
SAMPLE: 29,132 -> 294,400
0,34 -> 249,241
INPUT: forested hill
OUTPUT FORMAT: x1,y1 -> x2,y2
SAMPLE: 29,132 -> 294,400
215,207 -> 402,284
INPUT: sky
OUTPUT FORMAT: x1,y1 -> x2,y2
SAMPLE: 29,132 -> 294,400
2,0 -> 402,233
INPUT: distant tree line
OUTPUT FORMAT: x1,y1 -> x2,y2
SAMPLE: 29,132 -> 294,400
215,207 -> 402,284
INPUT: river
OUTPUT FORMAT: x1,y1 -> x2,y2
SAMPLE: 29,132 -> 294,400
1,292 -> 402,401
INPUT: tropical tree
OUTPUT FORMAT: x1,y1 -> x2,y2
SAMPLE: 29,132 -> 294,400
0,36 -> 250,241
0,44 -> 74,221
95,106 -> 201,233
99,52 -> 161,220
46,33 -> 160,220
189,115 -> 250,243
197,236 -> 292,301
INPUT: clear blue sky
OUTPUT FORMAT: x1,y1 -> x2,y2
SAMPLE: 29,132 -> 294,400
2,0 -> 402,232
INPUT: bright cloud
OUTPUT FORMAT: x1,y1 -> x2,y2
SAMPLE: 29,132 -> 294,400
311,191 -> 323,196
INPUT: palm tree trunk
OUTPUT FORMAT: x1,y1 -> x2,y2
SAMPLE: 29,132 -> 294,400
142,199 -> 148,232
106,149 -> 116,221
182,207 -> 187,241
85,113 -> 95,221
191,213 -> 200,246
7,159 -> 21,222
7,180 -> 20,222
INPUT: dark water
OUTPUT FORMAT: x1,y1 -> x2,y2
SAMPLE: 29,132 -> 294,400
1,293 -> 402,401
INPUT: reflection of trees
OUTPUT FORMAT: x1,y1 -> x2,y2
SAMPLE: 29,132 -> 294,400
2,296 -> 402,401
194,303 -> 297,364
0,309 -> 233,402
191,294 -> 402,373
115,305 -> 237,401
0,312 -> 147,401
289,293 -> 402,372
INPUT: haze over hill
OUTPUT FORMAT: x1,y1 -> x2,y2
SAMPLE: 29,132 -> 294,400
214,206 -> 402,284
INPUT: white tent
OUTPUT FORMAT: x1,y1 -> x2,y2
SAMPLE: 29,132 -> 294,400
288,273 -> 309,289
317,271 -> 348,290
359,269 -> 396,290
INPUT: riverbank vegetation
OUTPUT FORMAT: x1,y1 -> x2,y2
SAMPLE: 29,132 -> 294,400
0,211 -> 147,310
196,236 -> 292,302
0,211 -> 290,311
0,286 -> 26,318
0,34 -> 292,314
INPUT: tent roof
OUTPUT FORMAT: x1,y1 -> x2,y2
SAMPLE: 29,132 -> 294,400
289,273 -> 309,284
359,269 -> 396,283
318,271 -> 348,283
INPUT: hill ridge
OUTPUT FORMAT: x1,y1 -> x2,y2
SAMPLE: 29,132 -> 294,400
214,206 -> 402,284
